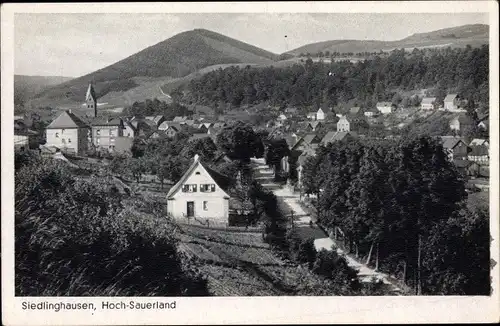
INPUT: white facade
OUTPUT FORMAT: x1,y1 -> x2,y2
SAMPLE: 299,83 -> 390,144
123,124 -> 135,138
46,128 -> 87,155
316,108 -> 325,121
167,155 -> 229,222
337,117 -> 350,132
377,104 -> 393,115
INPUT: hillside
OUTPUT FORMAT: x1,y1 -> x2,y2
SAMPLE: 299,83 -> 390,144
14,75 -> 73,106
287,24 -> 489,55
29,29 -> 279,110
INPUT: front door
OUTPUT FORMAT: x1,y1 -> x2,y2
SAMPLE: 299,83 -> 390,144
186,201 -> 195,217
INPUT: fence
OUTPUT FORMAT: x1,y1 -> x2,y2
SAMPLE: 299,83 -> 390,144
170,215 -> 262,233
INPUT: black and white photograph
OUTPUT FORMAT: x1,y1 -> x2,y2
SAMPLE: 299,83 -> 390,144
2,1 -> 499,325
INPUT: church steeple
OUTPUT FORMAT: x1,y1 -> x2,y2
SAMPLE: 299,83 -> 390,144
85,83 -> 98,117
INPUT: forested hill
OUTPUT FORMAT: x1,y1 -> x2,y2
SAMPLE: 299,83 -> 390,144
287,24 -> 488,56
175,45 -> 489,111
33,29 -> 279,104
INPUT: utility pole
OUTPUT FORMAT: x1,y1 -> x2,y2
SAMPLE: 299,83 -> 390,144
291,210 -> 295,230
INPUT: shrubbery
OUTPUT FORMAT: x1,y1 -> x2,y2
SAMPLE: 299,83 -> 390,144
15,159 -> 208,296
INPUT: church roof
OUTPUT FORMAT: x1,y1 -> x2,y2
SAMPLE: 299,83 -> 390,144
85,83 -> 97,102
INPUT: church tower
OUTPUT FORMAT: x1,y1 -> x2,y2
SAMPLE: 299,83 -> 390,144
85,83 -> 98,117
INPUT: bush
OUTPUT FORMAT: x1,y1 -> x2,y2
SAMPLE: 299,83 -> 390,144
312,249 -> 360,293
296,238 -> 317,268
15,161 -> 209,296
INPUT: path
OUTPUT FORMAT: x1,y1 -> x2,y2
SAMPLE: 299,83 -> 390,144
250,158 -> 404,295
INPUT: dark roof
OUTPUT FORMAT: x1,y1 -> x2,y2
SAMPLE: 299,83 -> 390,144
303,134 -> 320,144
469,145 -> 489,156
440,136 -> 467,149
46,111 -> 89,129
453,159 -> 476,168
91,117 -> 123,127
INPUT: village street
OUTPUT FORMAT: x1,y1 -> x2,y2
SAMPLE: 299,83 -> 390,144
251,158 -> 404,294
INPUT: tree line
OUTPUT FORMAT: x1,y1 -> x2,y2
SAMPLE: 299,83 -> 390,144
174,45 -> 488,111
300,136 -> 490,295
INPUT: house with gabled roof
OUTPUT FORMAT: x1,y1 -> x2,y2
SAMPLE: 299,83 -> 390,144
145,115 -> 166,127
376,102 -> 394,115
167,154 -> 231,222
90,117 -> 125,152
337,116 -> 350,132
45,110 -> 90,155
123,121 -> 136,138
306,121 -> 323,132
349,107 -> 361,115
444,94 -> 460,111
477,114 -> 489,130
164,125 -> 179,138
420,97 -> 436,110
173,116 -> 188,123
449,114 -> 475,131
439,136 -> 470,161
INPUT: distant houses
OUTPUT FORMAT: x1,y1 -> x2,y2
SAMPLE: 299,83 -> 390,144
449,114 -> 475,132
337,116 -> 350,132
444,94 -> 460,111
306,108 -> 325,121
439,136 -> 470,161
376,102 -> 394,115
420,97 -> 436,110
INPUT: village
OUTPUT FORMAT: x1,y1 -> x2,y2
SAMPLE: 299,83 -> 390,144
14,83 -> 490,208
11,11 -> 492,299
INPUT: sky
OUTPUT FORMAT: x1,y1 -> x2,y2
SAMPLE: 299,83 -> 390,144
14,13 -> 488,77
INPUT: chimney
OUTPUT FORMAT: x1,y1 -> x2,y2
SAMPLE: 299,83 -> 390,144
68,109 -> 72,114
194,154 -> 200,162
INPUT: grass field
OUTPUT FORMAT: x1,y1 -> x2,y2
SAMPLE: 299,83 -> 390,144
174,224 -> 339,296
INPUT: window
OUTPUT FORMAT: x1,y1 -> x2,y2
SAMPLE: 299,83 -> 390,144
96,129 -> 101,136
200,184 -> 216,192
203,201 -> 208,211
68,138 -> 71,143
182,184 -> 197,192
110,129 -> 115,136
62,129 -> 65,134
195,171 -> 201,175
55,132 -> 59,138
96,138 -> 100,145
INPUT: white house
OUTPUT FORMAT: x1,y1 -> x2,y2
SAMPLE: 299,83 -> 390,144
337,116 -> 350,132
444,94 -> 459,111
364,109 -> 378,117
44,110 -> 90,155
167,154 -> 230,222
420,97 -> 436,110
316,108 -> 325,121
376,102 -> 394,115
123,121 -> 136,138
